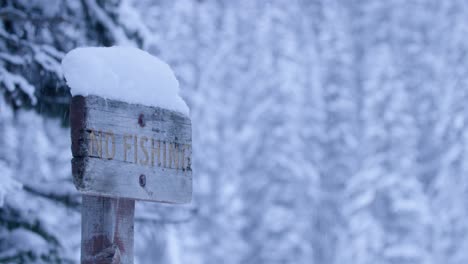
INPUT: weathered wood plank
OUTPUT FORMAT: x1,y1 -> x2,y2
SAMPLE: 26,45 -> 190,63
81,195 -> 134,264
70,95 -> 192,203
73,157 -> 192,203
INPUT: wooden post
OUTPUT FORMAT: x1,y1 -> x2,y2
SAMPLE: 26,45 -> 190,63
70,95 -> 192,263
81,195 -> 135,264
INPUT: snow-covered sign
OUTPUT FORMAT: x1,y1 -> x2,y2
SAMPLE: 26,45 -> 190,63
64,47 -> 192,203
64,47 -> 192,263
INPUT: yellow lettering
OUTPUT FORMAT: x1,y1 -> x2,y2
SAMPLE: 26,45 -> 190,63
168,143 -> 173,168
185,144 -> 191,169
105,132 -> 115,159
151,139 -> 161,167
123,135 -> 132,162
151,139 -> 155,166
134,135 -> 138,164
140,136 -> 149,165
157,140 -> 161,166
174,144 -> 179,169
181,145 -> 185,169
89,129 -> 102,158
163,141 -> 166,168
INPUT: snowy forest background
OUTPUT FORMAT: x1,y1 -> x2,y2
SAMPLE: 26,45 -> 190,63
1,0 -> 468,263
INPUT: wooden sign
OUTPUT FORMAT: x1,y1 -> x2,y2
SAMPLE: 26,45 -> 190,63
70,95 -> 192,204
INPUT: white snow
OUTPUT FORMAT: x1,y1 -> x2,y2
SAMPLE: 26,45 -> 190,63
0,161 -> 22,207
61,46 -> 189,115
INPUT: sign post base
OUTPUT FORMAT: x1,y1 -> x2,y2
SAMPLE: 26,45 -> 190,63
81,195 -> 135,264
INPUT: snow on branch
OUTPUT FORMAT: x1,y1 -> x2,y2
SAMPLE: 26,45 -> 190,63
0,27 -> 67,103
83,0 -> 132,45
0,161 -> 22,208
32,45 -> 64,77
0,6 -> 67,24
0,68 -> 36,104
0,53 -> 24,65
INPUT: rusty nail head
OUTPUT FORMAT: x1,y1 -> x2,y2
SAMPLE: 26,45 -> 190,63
139,174 -> 146,187
138,113 -> 145,127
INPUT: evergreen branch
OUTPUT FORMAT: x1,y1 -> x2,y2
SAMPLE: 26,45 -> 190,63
0,249 -> 73,263
22,184 -> 81,210
81,0 -> 131,45
0,7 -> 67,24
0,207 -> 61,246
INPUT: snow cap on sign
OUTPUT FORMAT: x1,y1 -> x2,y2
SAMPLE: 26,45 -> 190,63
61,46 -> 189,115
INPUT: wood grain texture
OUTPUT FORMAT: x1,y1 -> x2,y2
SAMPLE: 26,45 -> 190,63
72,158 -> 192,203
70,95 -> 192,203
81,195 -> 134,264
